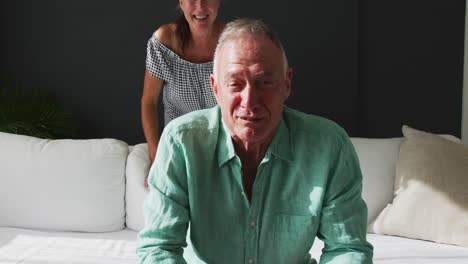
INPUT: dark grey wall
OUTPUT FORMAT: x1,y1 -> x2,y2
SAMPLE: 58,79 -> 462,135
0,0 -> 464,144
358,0 -> 465,137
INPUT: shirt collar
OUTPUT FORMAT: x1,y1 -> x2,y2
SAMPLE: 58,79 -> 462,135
216,108 -> 293,167
216,108 -> 237,167
266,114 -> 293,163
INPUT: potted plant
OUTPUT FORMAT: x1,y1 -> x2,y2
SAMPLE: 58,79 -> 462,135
0,82 -> 77,139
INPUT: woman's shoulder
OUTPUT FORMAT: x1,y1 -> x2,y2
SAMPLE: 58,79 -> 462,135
153,23 -> 180,53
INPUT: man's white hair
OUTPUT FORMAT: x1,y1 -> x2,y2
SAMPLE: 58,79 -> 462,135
212,18 -> 289,77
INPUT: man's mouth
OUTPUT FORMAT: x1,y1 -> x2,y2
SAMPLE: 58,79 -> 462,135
239,116 -> 262,122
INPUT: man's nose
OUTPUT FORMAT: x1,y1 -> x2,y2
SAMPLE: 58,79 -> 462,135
240,84 -> 259,109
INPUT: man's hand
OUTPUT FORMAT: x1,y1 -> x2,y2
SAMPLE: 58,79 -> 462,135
144,174 -> 150,189
144,158 -> 154,190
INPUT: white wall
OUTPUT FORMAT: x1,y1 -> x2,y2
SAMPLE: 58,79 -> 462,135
463,3 -> 468,145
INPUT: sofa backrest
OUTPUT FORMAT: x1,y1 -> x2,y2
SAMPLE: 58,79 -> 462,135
3,130 -> 457,233
0,132 -> 128,232
351,138 -> 402,223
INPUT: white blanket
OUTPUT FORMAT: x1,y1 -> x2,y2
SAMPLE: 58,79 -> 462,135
0,227 -> 137,263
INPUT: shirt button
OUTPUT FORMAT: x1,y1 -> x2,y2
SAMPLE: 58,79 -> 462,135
250,221 -> 255,227
248,257 -> 253,263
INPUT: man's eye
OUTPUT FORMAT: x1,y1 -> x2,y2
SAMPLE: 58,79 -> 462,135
257,80 -> 273,88
228,82 -> 242,90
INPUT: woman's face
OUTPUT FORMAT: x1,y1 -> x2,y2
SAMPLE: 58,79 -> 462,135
179,0 -> 220,32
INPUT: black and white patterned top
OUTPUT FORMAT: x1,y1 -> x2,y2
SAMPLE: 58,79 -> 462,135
146,35 -> 217,126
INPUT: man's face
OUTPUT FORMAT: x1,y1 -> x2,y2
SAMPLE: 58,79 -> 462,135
211,35 -> 292,146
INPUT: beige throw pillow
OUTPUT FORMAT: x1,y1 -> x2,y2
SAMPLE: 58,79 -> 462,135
368,125 -> 468,247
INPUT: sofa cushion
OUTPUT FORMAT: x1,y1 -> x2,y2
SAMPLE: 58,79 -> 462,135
125,143 -> 150,231
368,125 -> 468,247
351,137 -> 402,223
0,132 -> 128,232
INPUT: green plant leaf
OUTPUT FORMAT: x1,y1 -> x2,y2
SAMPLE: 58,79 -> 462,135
0,84 -> 77,139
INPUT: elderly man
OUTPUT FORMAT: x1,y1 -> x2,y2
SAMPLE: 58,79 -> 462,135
138,18 -> 373,264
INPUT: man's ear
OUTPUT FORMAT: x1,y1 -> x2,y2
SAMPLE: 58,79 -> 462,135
284,67 -> 293,98
210,74 -> 220,103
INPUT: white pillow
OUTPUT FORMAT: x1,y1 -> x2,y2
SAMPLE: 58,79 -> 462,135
125,143 -> 150,231
368,126 -> 468,247
0,132 -> 128,232
351,137 -> 402,223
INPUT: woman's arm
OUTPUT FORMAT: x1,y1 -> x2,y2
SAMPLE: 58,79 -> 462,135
141,69 -> 164,187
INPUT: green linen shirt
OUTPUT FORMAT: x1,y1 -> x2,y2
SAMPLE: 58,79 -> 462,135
137,106 -> 373,264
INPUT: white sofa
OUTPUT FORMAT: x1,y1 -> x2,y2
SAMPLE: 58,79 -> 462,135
0,131 -> 467,263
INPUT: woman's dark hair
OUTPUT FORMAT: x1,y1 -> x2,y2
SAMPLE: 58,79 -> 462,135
175,15 -> 190,54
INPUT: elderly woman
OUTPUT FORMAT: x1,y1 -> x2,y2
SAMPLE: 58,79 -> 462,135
141,0 -> 224,186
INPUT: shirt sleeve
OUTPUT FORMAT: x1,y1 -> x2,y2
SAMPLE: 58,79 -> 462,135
146,36 -> 172,82
137,131 -> 189,264
317,133 -> 374,264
